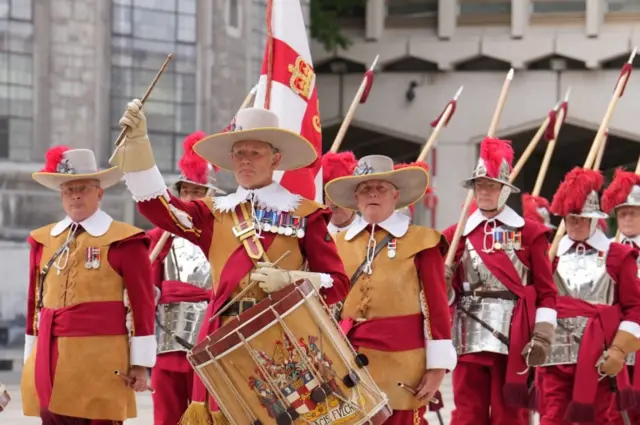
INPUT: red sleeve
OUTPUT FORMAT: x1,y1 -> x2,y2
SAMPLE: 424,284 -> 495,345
26,236 -> 42,336
528,226 -> 557,310
415,244 -> 452,340
137,193 -> 213,252
109,233 -> 155,338
299,208 -> 349,305
608,243 -> 640,324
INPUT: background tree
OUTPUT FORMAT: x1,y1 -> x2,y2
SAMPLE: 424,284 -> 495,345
310,0 -> 367,51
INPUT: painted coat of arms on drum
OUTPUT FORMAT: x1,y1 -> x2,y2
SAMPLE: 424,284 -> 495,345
249,334 -> 355,424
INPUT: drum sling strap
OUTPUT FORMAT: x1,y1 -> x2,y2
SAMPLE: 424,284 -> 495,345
231,203 -> 271,264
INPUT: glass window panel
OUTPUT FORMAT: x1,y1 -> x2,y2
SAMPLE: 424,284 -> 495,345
0,97 -> 8,115
9,84 -> 30,100
0,1 -> 8,19
175,44 -> 196,73
148,132 -> 174,171
459,1 -> 511,14
177,14 -> 195,43
9,117 -> 30,160
110,99 -> 128,129
175,104 -> 195,133
10,0 -> 31,20
112,5 -> 132,35
133,8 -> 176,41
8,20 -> 33,53
229,0 -> 239,27
532,0 -> 586,13
133,0 -> 176,13
145,100 -> 176,132
0,83 -> 8,99
111,66 -> 133,97
0,52 -> 8,82
133,69 -> 175,101
132,38 -> 177,70
8,53 -> 31,85
113,0 -> 132,5
176,74 -> 195,103
178,0 -> 196,14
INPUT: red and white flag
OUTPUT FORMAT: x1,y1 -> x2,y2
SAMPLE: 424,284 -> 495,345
252,0 -> 323,202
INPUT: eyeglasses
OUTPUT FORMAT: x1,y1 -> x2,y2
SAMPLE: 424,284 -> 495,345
61,184 -> 99,197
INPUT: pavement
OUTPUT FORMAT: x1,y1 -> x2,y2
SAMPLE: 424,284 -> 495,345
0,368 -> 539,424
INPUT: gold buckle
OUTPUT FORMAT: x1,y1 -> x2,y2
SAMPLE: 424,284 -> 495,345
232,223 -> 255,239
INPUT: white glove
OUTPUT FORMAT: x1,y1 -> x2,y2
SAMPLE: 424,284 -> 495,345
250,262 -> 322,293
119,99 -> 148,140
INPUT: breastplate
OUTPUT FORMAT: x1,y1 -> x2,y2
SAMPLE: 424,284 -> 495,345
544,247 -> 615,366
453,235 -> 528,356
157,237 -> 212,354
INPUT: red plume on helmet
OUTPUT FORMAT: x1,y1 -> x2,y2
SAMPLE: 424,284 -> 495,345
522,194 -> 551,224
550,167 -> 604,216
41,145 -> 71,172
394,161 -> 430,217
601,167 -> 640,214
178,131 -> 210,184
479,137 -> 515,178
322,151 -> 358,186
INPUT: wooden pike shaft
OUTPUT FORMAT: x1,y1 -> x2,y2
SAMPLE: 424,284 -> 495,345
416,86 -> 463,163
509,115 -> 550,184
531,101 -> 568,196
114,54 -> 173,147
593,131 -> 609,171
548,49 -> 636,260
445,69 -> 514,267
329,55 -> 379,153
148,85 -> 258,261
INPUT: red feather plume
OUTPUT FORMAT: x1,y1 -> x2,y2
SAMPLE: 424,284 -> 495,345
394,161 -> 430,197
479,137 -> 514,179
322,151 -> 358,186
601,168 -> 640,214
522,194 -> 551,224
41,145 -> 71,172
178,131 -> 210,184
550,167 -> 604,216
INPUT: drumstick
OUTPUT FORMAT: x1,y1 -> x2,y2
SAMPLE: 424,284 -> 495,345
209,251 -> 292,322
114,370 -> 155,393
397,382 -> 439,404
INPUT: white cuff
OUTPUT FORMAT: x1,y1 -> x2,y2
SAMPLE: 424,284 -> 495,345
130,335 -> 157,368
319,273 -> 333,289
426,339 -> 457,371
24,334 -> 36,364
535,307 -> 557,327
154,287 -> 161,305
619,320 -> 640,338
462,282 -> 471,292
123,165 -> 169,202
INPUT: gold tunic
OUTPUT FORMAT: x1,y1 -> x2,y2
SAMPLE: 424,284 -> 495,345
22,221 -> 142,420
335,225 -> 442,410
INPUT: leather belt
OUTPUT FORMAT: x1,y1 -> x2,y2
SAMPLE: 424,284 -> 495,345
221,298 -> 258,317
462,290 -> 518,301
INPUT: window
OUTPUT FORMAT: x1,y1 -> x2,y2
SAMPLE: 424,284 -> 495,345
251,0 -> 268,82
532,0 -> 586,14
226,0 -> 242,37
110,0 -> 197,172
607,0 -> 640,13
0,0 -> 34,160
387,0 -> 437,17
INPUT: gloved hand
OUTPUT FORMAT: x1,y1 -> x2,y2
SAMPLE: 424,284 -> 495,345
597,330 -> 640,376
521,321 -> 555,366
110,98 -> 156,172
250,262 -> 322,293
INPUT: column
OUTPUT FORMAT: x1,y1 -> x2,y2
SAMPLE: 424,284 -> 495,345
365,0 -> 384,41
586,0 -> 603,37
438,0 -> 456,39
511,0 -> 529,39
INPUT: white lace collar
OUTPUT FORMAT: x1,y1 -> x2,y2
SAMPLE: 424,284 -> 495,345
212,181 -> 302,213
51,209 -> 113,237
558,229 -> 611,256
463,205 -> 525,236
344,211 -> 410,241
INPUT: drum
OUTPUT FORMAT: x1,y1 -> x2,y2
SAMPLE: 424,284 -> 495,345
188,279 -> 392,425
0,383 -> 10,412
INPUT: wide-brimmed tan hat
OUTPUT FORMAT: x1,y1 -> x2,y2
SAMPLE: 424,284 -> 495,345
32,147 -> 122,191
193,107 -> 317,171
325,155 -> 429,210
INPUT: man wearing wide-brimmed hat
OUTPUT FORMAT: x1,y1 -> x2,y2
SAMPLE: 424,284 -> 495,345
322,151 -> 359,235
111,98 -> 349,423
22,146 -> 156,424
442,137 -> 558,425
148,131 -> 225,425
325,154 -> 454,425
535,167 -> 640,425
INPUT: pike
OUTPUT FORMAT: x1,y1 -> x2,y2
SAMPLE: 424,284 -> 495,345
328,54 -> 379,153
416,85 -> 463,162
549,48 -> 637,260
